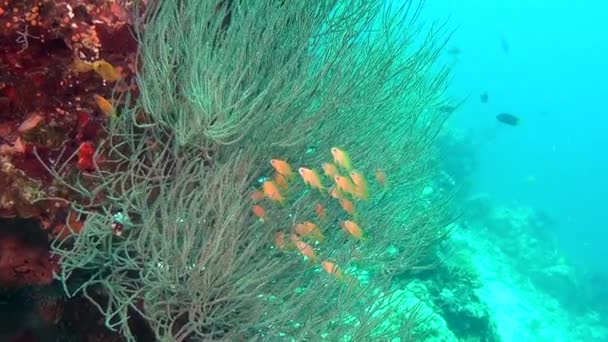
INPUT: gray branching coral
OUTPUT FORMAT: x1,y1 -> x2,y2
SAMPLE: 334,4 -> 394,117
48,0 -> 456,340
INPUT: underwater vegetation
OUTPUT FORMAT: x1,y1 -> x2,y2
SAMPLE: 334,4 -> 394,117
0,0 -> 461,340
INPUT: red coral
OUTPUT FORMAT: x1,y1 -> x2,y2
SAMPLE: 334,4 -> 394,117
77,141 -> 94,171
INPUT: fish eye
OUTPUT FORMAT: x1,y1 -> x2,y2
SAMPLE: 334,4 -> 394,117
298,167 -> 305,174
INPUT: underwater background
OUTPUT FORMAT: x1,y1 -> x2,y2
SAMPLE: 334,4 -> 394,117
0,0 -> 607,341
426,0 -> 608,340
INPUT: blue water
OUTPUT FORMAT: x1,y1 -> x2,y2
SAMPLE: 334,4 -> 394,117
423,0 -> 608,273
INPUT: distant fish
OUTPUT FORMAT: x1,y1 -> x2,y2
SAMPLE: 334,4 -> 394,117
438,105 -> 457,114
480,91 -> 489,103
447,47 -> 461,56
500,36 -> 510,55
496,113 -> 520,126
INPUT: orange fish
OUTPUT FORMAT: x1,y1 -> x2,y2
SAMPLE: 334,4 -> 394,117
251,205 -> 266,222
331,147 -> 352,170
271,159 -> 294,180
67,211 -> 84,234
314,203 -> 326,221
321,261 -> 344,280
340,220 -> 364,240
338,198 -> 356,215
275,232 -> 286,250
295,221 -> 325,243
54,211 -> 85,240
334,175 -> 355,195
250,190 -> 265,202
329,186 -> 344,200
91,60 -> 121,82
298,167 -> 324,191
275,232 -> 297,251
294,239 -> 318,263
375,169 -> 387,188
262,180 -> 284,204
322,162 -> 339,179
289,233 -> 300,244
350,170 -> 368,200
275,173 -> 289,190
321,260 -> 359,286
93,94 -> 114,117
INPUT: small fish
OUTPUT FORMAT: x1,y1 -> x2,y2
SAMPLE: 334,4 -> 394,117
334,175 -> 355,195
250,190 -> 265,202
270,159 -> 294,180
500,36 -> 510,55
340,220 -> 364,240
375,169 -> 387,188
339,198 -> 356,215
262,180 -> 284,204
447,47 -> 461,56
298,167 -> 324,191
328,186 -> 342,199
251,205 -> 266,222
276,233 -> 297,252
322,162 -> 339,179
331,147 -> 352,170
67,211 -> 84,234
294,238 -> 318,263
321,260 -> 359,286
91,60 -> 121,82
55,210 -> 85,240
496,113 -> 520,126
71,58 -> 94,73
321,261 -> 344,281
314,203 -> 326,221
275,173 -> 289,190
480,92 -> 489,103
295,221 -> 325,243
93,94 -> 114,117
349,170 -> 368,200
438,105 -> 457,114
275,232 -> 286,250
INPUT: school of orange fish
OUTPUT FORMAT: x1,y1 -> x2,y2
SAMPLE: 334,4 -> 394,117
70,57 -> 387,286
250,147 -> 388,285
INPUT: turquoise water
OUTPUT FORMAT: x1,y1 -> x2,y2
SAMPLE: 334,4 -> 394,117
430,0 -> 608,276
420,1 -> 608,340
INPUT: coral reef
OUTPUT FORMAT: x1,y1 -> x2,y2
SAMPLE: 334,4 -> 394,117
458,195 -> 608,341
0,0 -> 137,228
0,0 -> 138,339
